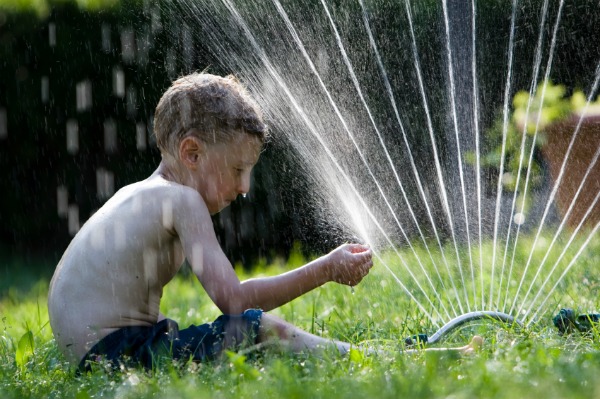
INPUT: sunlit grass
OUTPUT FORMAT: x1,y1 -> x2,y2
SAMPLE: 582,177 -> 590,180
2,233 -> 600,398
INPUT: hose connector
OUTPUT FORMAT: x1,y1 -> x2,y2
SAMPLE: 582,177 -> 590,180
553,308 -> 600,335
404,333 -> 429,347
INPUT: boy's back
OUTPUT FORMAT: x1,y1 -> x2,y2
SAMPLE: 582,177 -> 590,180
48,173 -> 189,364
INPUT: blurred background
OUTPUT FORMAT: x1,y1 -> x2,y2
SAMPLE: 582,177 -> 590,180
0,0 -> 332,270
1,0 -> 599,275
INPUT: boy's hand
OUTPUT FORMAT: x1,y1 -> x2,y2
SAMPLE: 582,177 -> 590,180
327,243 -> 373,287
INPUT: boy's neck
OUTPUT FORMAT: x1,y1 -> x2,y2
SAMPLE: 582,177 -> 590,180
155,158 -> 186,185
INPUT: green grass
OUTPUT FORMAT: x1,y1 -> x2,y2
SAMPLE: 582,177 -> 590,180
2,233 -> 600,398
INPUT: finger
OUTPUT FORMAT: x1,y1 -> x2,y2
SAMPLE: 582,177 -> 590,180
350,250 -> 372,263
360,259 -> 373,272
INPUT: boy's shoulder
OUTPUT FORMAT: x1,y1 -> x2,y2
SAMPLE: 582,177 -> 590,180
79,176 -> 211,247
122,175 -> 200,200
99,176 -> 207,221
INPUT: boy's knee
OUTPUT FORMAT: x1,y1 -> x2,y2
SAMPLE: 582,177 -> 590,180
222,309 -> 263,348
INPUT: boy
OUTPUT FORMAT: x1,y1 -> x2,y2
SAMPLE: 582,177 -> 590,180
48,72 -> 481,371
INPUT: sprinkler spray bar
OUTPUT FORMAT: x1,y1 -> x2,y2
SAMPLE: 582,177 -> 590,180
404,311 -> 522,347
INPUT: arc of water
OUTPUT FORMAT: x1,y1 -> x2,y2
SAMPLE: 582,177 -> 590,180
514,61 -> 600,316
525,212 -> 600,327
523,148 -> 600,321
316,0 -> 455,320
358,0 -> 459,316
403,0 -> 466,315
500,0 -> 555,313
218,0 -> 445,324
470,0 -> 484,311
441,0 -> 475,313
488,0 -> 519,310
512,56 -> 600,317
371,252 -> 437,324
271,0 -> 453,321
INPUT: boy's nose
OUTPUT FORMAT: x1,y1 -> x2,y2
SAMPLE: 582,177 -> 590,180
238,174 -> 251,195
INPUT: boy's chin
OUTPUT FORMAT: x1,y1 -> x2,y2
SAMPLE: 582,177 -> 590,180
211,201 -> 231,214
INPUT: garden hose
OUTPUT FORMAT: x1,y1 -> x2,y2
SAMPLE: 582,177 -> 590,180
553,308 -> 600,335
404,311 -> 522,347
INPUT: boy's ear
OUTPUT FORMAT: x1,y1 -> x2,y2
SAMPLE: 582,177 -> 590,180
179,135 -> 205,170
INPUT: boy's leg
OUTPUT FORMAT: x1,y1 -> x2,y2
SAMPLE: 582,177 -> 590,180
241,312 -> 483,356
256,312 -> 352,355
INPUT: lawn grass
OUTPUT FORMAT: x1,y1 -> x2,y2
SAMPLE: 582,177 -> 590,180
2,233 -> 600,399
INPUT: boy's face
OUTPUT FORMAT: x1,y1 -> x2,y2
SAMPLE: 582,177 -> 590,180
195,133 -> 262,214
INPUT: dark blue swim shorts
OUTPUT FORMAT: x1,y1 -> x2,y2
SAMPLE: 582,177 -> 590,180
78,309 -> 263,371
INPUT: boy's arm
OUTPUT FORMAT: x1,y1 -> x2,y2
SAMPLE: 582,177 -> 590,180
201,241 -> 371,313
174,189 -> 373,314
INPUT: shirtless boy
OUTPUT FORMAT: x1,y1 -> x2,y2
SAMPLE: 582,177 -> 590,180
48,72 -> 481,371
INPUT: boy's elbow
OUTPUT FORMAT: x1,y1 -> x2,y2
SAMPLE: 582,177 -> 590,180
209,282 -> 263,315
213,290 -> 247,315
216,301 -> 246,316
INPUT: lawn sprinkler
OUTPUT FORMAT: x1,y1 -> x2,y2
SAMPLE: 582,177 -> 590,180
404,311 -> 522,347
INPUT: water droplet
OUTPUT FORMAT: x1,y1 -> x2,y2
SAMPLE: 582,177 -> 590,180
101,23 -> 111,53
66,119 -> 79,154
68,204 -> 80,236
96,168 -> 115,199
151,8 -> 162,33
41,76 -> 49,103
90,225 -> 106,250
56,185 -> 68,217
161,198 -> 174,228
76,80 -> 92,112
242,193 -> 247,198
103,119 -> 118,153
126,86 -> 137,117
120,28 -> 136,63
114,222 -> 126,251
182,23 -> 194,69
136,122 -> 147,150
113,67 -> 125,98
48,22 -> 56,47
165,48 -> 176,78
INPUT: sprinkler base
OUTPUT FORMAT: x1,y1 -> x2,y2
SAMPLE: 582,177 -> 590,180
553,308 -> 600,335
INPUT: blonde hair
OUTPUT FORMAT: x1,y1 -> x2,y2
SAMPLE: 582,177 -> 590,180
153,72 -> 267,156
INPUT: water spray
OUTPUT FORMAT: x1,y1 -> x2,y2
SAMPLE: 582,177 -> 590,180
404,311 -> 521,347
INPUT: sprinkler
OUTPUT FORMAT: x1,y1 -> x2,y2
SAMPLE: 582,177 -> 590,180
404,311 -> 522,347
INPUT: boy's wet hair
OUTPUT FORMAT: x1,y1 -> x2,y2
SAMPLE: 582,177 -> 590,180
153,72 -> 267,157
